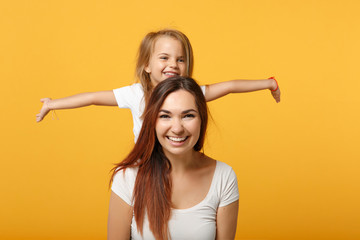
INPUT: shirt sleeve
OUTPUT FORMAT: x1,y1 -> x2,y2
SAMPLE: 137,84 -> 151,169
113,84 -> 143,109
111,168 -> 137,206
200,85 -> 206,96
219,164 -> 239,207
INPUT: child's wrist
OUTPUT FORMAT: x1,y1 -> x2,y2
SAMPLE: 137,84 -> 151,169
268,77 -> 278,91
46,100 -> 53,110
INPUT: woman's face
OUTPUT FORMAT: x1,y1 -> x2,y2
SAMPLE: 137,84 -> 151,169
155,90 -> 201,158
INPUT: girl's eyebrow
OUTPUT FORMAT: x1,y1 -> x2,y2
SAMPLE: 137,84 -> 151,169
159,109 -> 197,114
157,53 -> 185,58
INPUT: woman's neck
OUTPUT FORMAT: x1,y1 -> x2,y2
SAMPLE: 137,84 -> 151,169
165,150 -> 204,174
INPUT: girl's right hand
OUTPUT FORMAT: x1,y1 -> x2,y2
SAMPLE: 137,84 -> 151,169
271,87 -> 281,103
36,98 -> 52,122
269,77 -> 280,103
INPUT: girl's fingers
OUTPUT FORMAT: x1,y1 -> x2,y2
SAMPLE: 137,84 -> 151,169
40,98 -> 51,102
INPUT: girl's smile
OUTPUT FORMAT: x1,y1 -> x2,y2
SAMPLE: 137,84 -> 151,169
145,36 -> 187,87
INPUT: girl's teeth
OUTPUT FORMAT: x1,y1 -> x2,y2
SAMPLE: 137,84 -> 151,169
168,136 -> 186,142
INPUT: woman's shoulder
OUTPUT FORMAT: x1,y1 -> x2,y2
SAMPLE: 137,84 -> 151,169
113,166 -> 139,183
212,161 -> 239,206
199,153 -> 234,172
212,160 -> 237,184
111,167 -> 139,204
198,155 -> 234,175
215,160 -> 234,172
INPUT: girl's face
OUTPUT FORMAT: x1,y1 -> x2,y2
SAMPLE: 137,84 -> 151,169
155,90 -> 201,158
145,36 -> 187,87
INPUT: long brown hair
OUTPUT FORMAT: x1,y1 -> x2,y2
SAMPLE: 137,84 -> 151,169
135,29 -> 194,103
110,76 -> 207,239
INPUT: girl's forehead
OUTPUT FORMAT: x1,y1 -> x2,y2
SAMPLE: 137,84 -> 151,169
153,36 -> 184,52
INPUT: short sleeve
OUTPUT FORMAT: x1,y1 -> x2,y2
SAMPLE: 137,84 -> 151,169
113,84 -> 144,109
218,164 -> 239,207
200,85 -> 206,96
113,86 -> 132,109
111,168 -> 138,206
112,84 -> 145,142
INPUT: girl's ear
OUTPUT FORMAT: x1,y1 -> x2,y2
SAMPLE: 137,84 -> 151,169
145,66 -> 151,73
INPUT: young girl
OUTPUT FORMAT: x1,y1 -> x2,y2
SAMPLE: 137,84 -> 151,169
36,29 -> 280,141
108,76 -> 239,239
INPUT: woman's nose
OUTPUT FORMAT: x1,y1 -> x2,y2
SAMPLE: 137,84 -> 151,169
171,118 -> 184,134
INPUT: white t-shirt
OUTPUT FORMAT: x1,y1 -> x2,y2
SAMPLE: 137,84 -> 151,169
113,83 -> 206,142
111,161 -> 239,240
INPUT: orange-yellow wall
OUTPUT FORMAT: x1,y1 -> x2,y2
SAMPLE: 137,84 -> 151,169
1,0 -> 360,239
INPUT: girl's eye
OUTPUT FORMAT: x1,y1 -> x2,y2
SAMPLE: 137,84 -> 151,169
160,56 -> 168,60
178,59 -> 185,62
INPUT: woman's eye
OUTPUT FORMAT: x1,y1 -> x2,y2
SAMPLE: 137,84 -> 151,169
184,114 -> 195,118
159,114 -> 170,119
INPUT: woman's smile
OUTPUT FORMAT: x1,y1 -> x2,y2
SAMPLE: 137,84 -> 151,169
156,90 -> 201,158
166,136 -> 189,146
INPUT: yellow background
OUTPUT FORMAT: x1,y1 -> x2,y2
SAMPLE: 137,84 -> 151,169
1,0 -> 359,239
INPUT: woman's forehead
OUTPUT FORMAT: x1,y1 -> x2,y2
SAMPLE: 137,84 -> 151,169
160,90 -> 197,112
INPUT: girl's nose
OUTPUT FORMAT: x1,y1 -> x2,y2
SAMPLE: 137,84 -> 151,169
169,59 -> 178,68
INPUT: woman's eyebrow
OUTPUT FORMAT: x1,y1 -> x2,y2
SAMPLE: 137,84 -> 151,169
182,109 -> 197,114
159,109 -> 197,114
159,109 -> 171,114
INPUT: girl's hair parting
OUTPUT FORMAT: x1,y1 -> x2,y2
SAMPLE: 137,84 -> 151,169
110,76 -> 207,240
135,29 -> 194,102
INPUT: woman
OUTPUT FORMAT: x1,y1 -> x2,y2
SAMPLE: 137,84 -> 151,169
108,76 -> 239,240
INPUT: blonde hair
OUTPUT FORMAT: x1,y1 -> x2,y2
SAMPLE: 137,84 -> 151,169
135,29 -> 194,102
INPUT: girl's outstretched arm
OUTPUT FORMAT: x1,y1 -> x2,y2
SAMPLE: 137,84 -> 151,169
36,91 -> 117,122
204,78 -> 280,103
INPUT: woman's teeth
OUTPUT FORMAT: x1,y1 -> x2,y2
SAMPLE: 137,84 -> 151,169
168,136 -> 187,142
